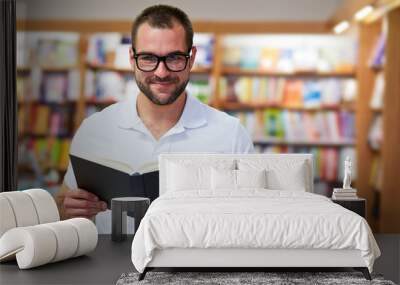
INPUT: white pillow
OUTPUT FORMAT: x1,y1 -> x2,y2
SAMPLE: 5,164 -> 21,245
211,168 -> 236,190
238,159 -> 309,191
266,168 -> 306,191
236,169 -> 267,189
168,163 -> 209,191
211,168 -> 267,190
166,160 -> 235,192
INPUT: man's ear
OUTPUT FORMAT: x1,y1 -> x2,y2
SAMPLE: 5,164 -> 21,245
189,46 -> 197,70
129,47 -> 136,70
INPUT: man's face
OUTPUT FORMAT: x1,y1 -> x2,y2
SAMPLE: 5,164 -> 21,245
130,22 -> 196,106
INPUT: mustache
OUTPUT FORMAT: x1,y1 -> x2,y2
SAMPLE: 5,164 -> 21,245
147,76 -> 178,84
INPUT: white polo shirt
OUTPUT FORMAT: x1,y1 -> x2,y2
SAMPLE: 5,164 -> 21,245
64,93 -> 254,233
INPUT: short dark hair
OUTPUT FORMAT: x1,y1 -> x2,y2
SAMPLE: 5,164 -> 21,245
131,5 -> 193,52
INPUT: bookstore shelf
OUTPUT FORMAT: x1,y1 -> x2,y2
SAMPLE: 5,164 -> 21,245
17,66 -> 78,72
355,7 -> 400,233
18,20 -> 396,215
16,11 -> 400,232
18,100 -> 77,105
85,99 -> 118,105
16,29 -> 357,196
253,139 -> 355,147
221,67 -> 356,78
220,101 -> 356,112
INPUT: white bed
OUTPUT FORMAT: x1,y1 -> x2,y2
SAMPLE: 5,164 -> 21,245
131,153 -> 380,280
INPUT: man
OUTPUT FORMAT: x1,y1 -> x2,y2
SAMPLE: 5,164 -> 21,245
56,5 -> 254,233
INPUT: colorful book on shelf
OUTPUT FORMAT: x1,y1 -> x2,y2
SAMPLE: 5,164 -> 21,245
369,32 -> 386,69
67,70 -> 80,101
338,111 -> 355,140
265,78 -> 277,103
17,76 -> 31,103
239,77 -> 254,102
302,113 -> 320,141
222,46 -> 241,67
313,112 -> 328,141
311,148 -> 322,180
32,105 -> 50,135
370,72 -> 385,110
323,148 -> 339,182
193,33 -> 214,68
86,33 -> 121,65
342,79 -> 357,102
281,111 -> 301,141
256,78 -> 268,103
369,155 -> 383,191
255,144 -> 348,184
263,109 -> 284,139
321,79 -> 341,106
49,112 -> 61,136
187,80 -> 211,104
49,138 -> 62,168
70,154 -> 159,205
43,73 -> 68,103
36,38 -> 79,67
282,80 -> 303,107
251,78 -> 261,103
272,78 -> 286,104
303,81 -> 322,108
32,138 -> 50,168
59,139 -> 71,171
114,44 -> 131,69
260,47 -> 279,71
276,49 -> 294,73
368,115 -> 383,151
240,46 -> 259,69
326,111 -> 341,142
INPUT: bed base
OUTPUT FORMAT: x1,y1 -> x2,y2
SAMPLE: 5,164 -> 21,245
138,248 -> 372,281
138,266 -> 371,281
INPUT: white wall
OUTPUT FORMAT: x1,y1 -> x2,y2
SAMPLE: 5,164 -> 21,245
17,0 -> 343,22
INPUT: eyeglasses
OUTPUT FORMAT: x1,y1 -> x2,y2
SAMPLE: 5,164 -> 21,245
133,49 -> 191,72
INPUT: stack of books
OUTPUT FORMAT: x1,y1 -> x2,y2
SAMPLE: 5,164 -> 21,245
332,188 -> 358,200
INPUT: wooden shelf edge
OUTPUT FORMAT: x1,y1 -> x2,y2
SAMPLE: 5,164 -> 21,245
17,65 -> 78,72
253,139 -> 356,147
220,101 -> 356,111
221,67 -> 356,77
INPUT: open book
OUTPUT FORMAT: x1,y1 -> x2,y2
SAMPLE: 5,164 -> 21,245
70,154 -> 159,207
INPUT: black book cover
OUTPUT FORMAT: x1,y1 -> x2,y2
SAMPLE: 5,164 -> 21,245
70,155 -> 159,207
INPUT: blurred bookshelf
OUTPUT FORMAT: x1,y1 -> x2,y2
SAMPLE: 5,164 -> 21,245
16,32 -> 80,195
16,29 -> 356,198
16,10 -> 400,232
216,34 -> 358,197
356,7 -> 400,233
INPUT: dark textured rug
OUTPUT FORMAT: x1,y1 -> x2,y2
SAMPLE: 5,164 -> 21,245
116,271 -> 396,285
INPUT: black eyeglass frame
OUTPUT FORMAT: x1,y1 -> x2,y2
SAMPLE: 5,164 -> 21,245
132,48 -> 192,72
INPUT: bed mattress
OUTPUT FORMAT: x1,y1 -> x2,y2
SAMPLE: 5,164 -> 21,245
131,190 -> 380,273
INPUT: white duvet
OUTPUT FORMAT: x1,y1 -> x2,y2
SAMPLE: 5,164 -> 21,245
131,190 -> 380,273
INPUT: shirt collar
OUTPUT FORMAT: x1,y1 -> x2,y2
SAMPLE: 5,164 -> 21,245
117,92 -> 207,131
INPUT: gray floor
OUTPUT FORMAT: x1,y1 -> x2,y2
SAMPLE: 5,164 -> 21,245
0,234 -> 398,284
374,234 -> 400,284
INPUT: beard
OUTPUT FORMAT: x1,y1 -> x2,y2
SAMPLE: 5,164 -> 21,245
135,74 -> 189,106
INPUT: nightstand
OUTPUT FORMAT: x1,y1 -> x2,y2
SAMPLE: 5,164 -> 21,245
111,197 -> 150,242
332,198 -> 366,218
